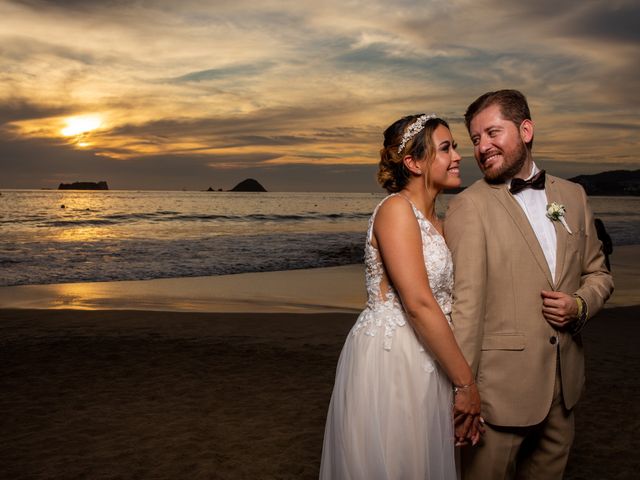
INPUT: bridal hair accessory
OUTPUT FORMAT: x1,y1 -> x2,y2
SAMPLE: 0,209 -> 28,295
397,114 -> 438,154
546,202 -> 572,234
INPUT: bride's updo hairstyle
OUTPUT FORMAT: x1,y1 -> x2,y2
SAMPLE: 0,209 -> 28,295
378,114 -> 449,193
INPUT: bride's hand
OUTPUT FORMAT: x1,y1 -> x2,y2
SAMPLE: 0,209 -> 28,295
453,383 -> 480,416
453,383 -> 482,444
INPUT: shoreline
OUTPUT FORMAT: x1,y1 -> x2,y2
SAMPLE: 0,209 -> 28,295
0,244 -> 637,312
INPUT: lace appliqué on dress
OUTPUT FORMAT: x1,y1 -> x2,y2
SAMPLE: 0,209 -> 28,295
352,194 -> 453,354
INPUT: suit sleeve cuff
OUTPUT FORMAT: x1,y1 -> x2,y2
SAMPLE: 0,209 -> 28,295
569,294 -> 588,335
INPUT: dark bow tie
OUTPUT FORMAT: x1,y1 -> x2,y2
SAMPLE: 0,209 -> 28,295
509,169 -> 546,195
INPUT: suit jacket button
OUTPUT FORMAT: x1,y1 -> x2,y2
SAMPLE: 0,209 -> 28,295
550,336 -> 557,345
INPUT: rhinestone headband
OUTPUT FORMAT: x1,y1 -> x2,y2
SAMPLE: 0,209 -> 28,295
397,113 -> 438,154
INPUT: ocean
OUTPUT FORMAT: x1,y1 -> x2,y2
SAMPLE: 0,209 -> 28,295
1,189 -> 638,287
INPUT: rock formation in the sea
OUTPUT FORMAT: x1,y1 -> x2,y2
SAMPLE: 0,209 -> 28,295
229,178 -> 267,192
58,181 -> 109,190
569,169 -> 640,196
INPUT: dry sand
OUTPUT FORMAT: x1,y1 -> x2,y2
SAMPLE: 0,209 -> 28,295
1,307 -> 637,479
0,245 -> 637,479
0,310 -> 354,479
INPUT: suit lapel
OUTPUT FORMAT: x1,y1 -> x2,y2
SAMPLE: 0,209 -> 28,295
489,183 -> 554,287
545,177 -> 568,286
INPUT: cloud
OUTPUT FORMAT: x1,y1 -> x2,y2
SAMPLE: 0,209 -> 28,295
576,121 -> 640,131
0,134 -> 381,191
568,3 -> 640,44
171,63 -> 276,83
0,0 -> 638,191
11,0 -> 134,9
0,99 -> 71,124
484,0 -> 640,44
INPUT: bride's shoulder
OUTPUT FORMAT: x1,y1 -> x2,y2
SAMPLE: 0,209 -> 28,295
372,194 -> 416,231
375,193 -> 413,215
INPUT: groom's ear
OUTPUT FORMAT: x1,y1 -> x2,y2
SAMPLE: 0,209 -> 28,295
519,119 -> 534,143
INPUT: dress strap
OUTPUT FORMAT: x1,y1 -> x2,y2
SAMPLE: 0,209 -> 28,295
368,192 -> 438,243
396,192 -> 440,231
395,192 -> 419,213
367,193 -> 400,243
396,192 -> 431,225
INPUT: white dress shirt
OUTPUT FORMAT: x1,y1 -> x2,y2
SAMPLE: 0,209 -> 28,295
507,163 -> 557,282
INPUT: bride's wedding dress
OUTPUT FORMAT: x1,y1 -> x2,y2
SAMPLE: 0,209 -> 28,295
320,194 -> 457,479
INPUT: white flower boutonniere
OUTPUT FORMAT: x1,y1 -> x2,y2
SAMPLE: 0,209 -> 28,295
546,202 -> 572,234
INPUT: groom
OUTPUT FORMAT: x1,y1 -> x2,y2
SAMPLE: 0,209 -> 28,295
445,90 -> 613,479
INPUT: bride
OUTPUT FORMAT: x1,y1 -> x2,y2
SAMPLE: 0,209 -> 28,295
320,114 -> 482,479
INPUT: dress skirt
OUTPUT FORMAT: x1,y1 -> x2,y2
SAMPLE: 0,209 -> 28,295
320,308 -> 457,479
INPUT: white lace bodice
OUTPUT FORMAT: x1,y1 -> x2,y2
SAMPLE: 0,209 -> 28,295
353,193 -> 454,350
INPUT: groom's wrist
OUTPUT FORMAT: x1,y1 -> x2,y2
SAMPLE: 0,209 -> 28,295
570,294 -> 588,335
573,294 -> 587,321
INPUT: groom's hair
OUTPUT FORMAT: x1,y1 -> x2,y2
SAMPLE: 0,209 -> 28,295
464,89 -> 533,150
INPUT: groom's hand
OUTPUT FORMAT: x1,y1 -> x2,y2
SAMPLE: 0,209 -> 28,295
541,290 -> 579,328
454,414 -> 484,446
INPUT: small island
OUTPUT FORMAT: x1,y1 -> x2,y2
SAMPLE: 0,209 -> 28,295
58,181 -> 109,191
228,178 -> 267,192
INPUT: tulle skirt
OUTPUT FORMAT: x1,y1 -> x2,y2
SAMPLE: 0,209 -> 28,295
320,309 -> 457,479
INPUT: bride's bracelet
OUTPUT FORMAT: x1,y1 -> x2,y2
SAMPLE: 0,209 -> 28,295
453,380 -> 475,395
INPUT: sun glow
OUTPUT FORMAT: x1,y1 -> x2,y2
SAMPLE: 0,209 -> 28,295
61,115 -> 103,137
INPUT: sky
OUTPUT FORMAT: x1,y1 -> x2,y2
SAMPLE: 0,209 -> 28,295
1,0 -> 639,192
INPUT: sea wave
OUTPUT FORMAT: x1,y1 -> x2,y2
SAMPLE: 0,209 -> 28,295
12,211 -> 372,228
1,190 -> 638,287
0,232 -> 366,287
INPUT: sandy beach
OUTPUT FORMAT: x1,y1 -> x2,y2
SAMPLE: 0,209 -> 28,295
1,245 -> 638,479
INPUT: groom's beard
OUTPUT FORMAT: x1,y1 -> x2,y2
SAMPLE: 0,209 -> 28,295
480,141 -> 528,184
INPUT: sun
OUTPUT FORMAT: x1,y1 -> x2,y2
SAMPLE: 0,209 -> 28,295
61,115 -> 103,137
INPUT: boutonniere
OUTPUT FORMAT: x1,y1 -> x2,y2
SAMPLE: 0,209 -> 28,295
546,202 -> 572,234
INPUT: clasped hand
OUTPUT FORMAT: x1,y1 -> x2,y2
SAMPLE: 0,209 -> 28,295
541,290 -> 578,328
452,383 -> 484,446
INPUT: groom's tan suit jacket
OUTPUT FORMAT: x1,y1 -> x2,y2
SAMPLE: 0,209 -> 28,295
445,175 -> 613,427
